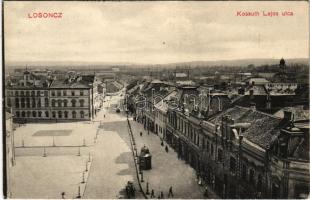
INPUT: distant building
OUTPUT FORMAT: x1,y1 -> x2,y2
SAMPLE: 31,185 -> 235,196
5,70 -> 99,122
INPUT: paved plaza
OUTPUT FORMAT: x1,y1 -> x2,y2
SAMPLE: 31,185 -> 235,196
10,94 -> 217,199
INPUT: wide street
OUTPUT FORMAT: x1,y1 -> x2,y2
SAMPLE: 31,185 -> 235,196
10,89 -> 212,199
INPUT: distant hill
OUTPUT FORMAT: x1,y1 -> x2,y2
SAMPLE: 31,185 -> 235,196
5,58 -> 309,70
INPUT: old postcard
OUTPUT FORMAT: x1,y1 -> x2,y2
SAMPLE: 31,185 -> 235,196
2,1 -> 309,199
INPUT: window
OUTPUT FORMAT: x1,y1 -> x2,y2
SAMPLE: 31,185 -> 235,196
37,99 -> 41,108
64,111 -> 68,118
63,90 -> 67,96
32,98 -> 36,108
211,144 -> 214,156
31,91 -> 35,96
22,111 -> 26,117
25,91 -> 28,96
64,100 -> 68,107
38,111 -> 42,117
58,111 -> 62,118
57,100 -> 62,107
71,90 -> 75,96
51,91 -> 55,96
71,99 -> 76,107
72,111 -> 76,118
79,99 -> 85,107
218,149 -> 223,162
15,91 -> 19,96
15,98 -> 19,108
7,98 -> 11,107
257,174 -> 262,192
21,91 -> 25,96
230,157 -> 236,174
45,111 -> 49,118
52,111 -> 56,118
26,98 -> 30,108
249,169 -> 255,184
80,111 -> 84,118
242,164 -> 247,180
44,91 -> 48,96
45,98 -> 49,107
21,98 -> 25,108
27,111 -> 31,117
52,99 -> 56,107
16,111 -> 20,118
37,91 -> 41,96
32,111 -> 37,117
80,90 -> 84,96
57,90 -> 61,96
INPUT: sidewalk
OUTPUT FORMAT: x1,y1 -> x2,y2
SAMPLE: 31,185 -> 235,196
128,119 -> 219,199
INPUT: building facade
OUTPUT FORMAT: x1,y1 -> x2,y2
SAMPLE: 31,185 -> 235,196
5,70 -> 97,122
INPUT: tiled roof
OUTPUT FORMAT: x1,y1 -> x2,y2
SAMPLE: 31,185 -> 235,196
208,106 -> 283,149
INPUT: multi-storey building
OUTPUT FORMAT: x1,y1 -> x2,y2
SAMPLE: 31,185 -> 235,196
166,104 -> 309,198
5,70 -> 98,122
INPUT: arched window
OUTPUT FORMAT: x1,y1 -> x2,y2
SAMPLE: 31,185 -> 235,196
64,111 -> 68,118
45,98 -> 49,107
15,98 -> 20,108
52,99 -> 56,107
52,111 -> 56,118
32,98 -> 36,108
57,99 -> 62,107
22,111 -> 26,117
63,100 -> 68,107
79,99 -> 85,107
58,111 -> 62,118
38,111 -> 42,117
32,111 -> 37,117
80,111 -> 84,118
71,99 -> 76,107
37,99 -> 41,108
16,111 -> 20,118
72,111 -> 76,118
45,111 -> 49,118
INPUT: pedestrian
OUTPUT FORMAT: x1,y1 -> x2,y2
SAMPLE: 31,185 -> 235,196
140,132 -> 143,137
151,189 -> 155,198
204,186 -> 208,197
61,192 -> 65,199
168,186 -> 174,198
165,145 -> 169,153
160,191 -> 164,199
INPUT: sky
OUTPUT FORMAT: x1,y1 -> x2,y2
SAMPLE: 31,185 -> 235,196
4,1 -> 309,64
